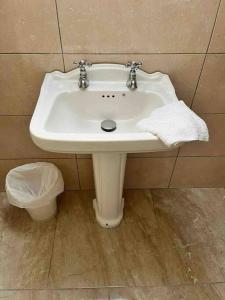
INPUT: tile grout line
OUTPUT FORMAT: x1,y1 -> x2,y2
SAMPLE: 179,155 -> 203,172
0,115 -> 33,117
56,52 -> 225,55
1,155 -> 225,162
75,155 -> 225,159
190,0 -> 222,108
1,52 -> 225,55
0,187 -> 223,193
167,147 -> 181,188
0,157 -> 76,160
1,281 -> 225,292
54,0 -> 65,72
190,55 -> 206,108
0,53 -> 63,55
205,0 -> 222,55
74,156 -> 82,190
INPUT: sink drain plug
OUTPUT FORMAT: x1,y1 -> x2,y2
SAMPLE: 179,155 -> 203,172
101,120 -> 117,132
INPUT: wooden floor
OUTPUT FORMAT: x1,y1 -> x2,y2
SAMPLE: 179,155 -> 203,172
0,188 -> 225,299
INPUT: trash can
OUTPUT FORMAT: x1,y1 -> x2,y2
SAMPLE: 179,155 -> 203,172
5,162 -> 64,221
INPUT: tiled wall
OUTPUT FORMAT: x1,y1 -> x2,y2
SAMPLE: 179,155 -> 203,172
0,0 -> 225,190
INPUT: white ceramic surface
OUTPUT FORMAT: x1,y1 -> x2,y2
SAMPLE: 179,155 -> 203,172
30,64 -> 179,154
30,64 -> 179,227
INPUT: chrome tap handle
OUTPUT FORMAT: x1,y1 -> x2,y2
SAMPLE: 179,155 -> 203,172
125,61 -> 142,70
73,60 -> 91,89
73,59 -> 92,69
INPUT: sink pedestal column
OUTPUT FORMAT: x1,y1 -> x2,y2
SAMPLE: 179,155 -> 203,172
92,152 -> 127,228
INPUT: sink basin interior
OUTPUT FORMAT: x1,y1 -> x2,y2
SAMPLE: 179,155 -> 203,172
30,64 -> 179,150
45,90 -> 165,134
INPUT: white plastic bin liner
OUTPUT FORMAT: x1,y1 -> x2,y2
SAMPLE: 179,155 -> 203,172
5,162 -> 64,209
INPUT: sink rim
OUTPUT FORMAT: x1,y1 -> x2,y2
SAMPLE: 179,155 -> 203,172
30,63 -> 179,152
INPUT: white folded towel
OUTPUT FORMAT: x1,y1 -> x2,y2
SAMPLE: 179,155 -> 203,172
137,100 -> 209,147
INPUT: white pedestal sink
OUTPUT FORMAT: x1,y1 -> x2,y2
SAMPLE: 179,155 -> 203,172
30,64 -> 179,228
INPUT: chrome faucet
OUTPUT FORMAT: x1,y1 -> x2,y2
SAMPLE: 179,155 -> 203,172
125,61 -> 142,90
74,60 -> 92,89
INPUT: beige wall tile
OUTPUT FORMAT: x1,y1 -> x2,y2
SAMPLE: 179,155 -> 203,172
58,0 -> 218,53
76,155 -> 225,189
64,54 -> 204,105
125,158 -> 175,189
0,0 -> 61,53
49,159 -> 79,190
192,55 -> 225,113
0,158 -> 79,191
179,114 -> 225,157
0,116 -> 74,159
77,151 -> 178,159
170,157 -> 225,187
209,0 -> 225,53
76,154 -> 92,159
77,159 -> 94,190
0,54 -> 64,115
128,149 -> 178,158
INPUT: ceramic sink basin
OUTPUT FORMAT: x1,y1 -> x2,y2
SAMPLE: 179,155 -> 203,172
30,64 -> 178,153
30,63 -> 179,228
